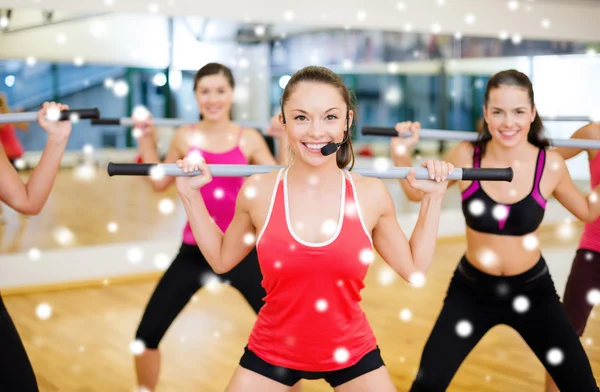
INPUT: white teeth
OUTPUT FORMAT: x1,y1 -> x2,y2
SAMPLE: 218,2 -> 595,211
305,143 -> 327,149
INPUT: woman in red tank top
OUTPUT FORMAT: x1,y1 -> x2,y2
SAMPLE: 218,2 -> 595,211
175,66 -> 453,391
545,121 -> 600,392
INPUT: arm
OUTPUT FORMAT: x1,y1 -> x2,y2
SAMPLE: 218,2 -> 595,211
440,142 -> 471,190
390,122 -> 423,202
554,123 -> 598,160
0,103 -> 71,215
137,126 -> 185,192
245,128 -> 289,165
552,152 -> 600,222
371,179 -> 444,281
177,168 -> 258,273
276,134 -> 290,165
392,152 -> 424,202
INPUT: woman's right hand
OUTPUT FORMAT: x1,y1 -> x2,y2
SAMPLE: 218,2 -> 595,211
37,102 -> 72,140
265,115 -> 286,139
132,109 -> 156,141
175,156 -> 213,195
391,121 -> 420,156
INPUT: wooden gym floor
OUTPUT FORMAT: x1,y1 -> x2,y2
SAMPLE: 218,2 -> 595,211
1,167 -> 599,391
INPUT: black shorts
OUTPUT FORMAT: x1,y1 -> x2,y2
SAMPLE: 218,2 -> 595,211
239,346 -> 385,387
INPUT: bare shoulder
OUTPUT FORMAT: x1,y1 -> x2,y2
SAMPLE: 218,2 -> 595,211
239,169 -> 283,206
172,125 -> 191,148
348,171 -> 384,191
347,171 -> 393,209
241,127 -> 264,143
545,149 -> 567,171
173,125 -> 190,140
583,122 -> 600,139
446,141 -> 475,166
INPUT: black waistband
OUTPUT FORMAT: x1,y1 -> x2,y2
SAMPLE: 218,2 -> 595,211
457,255 -> 549,285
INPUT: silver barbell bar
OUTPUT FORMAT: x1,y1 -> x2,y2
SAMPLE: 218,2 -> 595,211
107,163 -> 514,182
362,127 -> 600,150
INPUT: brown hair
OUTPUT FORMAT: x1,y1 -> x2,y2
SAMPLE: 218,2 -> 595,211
192,63 -> 235,120
280,66 -> 356,170
475,69 -> 549,155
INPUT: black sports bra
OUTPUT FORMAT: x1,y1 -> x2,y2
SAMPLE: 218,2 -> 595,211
461,146 -> 547,236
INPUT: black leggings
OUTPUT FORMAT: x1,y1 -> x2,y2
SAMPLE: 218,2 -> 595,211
136,244 -> 266,349
562,248 -> 600,337
410,256 -> 598,392
0,293 -> 39,391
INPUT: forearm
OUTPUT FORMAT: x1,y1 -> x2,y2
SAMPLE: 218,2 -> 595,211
19,135 -> 68,214
392,153 -> 424,201
179,191 -> 227,272
276,137 -> 290,165
138,136 -> 161,163
408,194 -> 443,272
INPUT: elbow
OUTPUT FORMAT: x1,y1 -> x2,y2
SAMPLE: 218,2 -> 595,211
207,256 -> 232,274
212,263 -> 232,275
150,181 -> 169,193
582,212 -> 598,224
400,267 -> 429,285
582,215 -> 594,224
12,200 -> 43,215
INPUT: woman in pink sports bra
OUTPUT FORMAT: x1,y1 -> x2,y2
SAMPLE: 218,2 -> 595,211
175,65 -> 452,391
131,63 -> 291,392
545,121 -> 600,392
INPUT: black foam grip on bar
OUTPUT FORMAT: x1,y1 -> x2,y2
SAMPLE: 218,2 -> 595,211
362,126 -> 398,137
461,168 -> 514,182
59,108 -> 100,121
107,162 -> 153,176
91,118 -> 121,125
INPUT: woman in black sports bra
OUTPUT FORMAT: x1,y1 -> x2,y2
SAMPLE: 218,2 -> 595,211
393,69 -> 600,391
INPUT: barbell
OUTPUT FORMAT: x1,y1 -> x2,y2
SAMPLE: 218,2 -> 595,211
0,108 -> 100,124
106,163 -> 514,182
362,127 -> 600,150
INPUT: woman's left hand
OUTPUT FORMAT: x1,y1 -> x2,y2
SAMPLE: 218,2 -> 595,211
265,115 -> 286,139
406,160 -> 453,195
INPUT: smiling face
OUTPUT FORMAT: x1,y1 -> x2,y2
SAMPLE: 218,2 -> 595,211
194,73 -> 234,122
281,81 -> 353,168
483,84 -> 537,148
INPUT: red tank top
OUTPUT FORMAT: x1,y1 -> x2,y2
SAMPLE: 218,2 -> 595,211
248,168 -> 376,371
580,152 -> 600,253
0,124 -> 24,159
